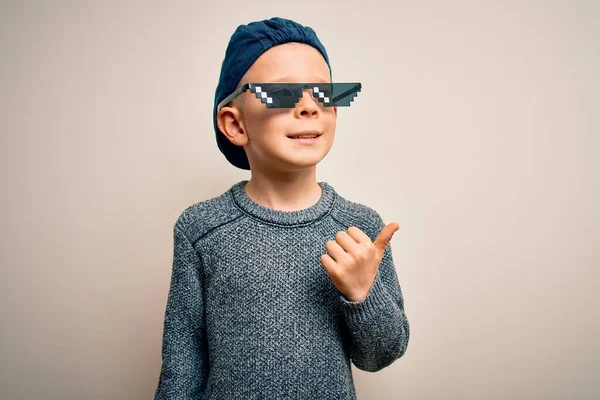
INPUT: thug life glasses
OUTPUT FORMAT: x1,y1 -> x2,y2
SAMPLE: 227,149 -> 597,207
217,82 -> 362,111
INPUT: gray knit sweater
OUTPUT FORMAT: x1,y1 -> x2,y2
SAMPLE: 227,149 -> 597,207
154,180 -> 410,399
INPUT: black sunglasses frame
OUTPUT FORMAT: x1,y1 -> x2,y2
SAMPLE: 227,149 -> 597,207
217,82 -> 361,111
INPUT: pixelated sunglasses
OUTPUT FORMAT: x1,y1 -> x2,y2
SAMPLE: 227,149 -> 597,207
217,82 -> 361,111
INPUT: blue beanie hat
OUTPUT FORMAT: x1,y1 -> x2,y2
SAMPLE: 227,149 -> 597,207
213,17 -> 332,170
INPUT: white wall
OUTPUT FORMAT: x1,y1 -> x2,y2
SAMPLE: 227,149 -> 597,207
1,1 -> 598,398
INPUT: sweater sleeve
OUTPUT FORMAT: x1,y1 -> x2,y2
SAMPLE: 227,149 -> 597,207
155,221 -> 209,399
339,211 -> 410,372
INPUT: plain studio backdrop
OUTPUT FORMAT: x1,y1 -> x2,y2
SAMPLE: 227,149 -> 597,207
1,1 -> 598,399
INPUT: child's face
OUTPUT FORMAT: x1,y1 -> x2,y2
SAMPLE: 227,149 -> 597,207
218,42 -> 337,173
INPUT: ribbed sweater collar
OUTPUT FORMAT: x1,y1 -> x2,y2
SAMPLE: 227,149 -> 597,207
229,179 -> 336,226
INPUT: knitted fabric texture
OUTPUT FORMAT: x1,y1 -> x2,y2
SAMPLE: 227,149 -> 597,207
154,180 -> 410,399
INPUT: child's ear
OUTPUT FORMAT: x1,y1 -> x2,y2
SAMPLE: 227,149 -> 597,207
217,107 -> 248,146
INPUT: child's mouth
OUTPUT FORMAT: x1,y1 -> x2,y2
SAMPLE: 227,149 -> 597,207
288,134 -> 321,145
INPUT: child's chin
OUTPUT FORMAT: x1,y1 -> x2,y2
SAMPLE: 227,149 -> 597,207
286,153 -> 327,167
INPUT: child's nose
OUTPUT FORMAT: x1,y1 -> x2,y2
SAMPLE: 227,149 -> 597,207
295,89 -> 320,116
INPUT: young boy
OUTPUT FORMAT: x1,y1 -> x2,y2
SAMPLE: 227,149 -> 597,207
154,17 -> 410,399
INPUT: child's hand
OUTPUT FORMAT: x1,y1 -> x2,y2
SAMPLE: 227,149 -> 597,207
320,222 -> 400,302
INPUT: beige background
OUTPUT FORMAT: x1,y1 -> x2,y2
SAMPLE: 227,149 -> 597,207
1,1 -> 598,399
